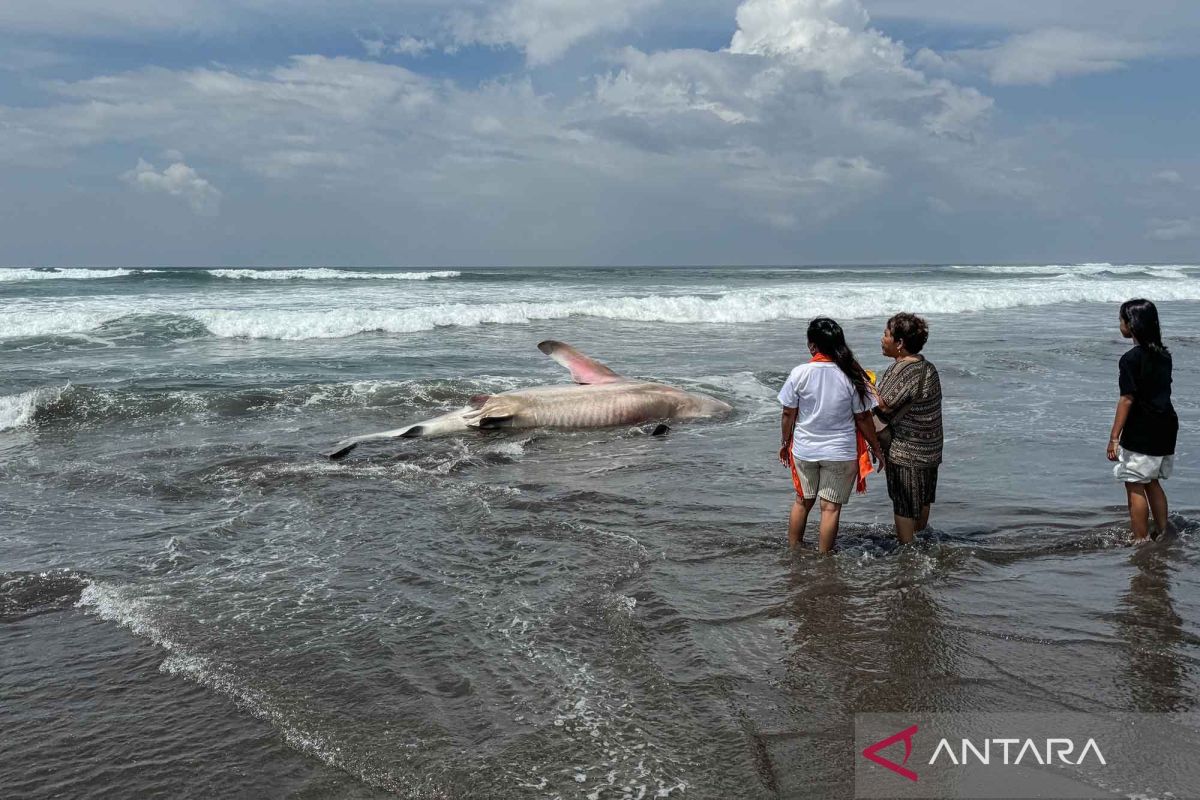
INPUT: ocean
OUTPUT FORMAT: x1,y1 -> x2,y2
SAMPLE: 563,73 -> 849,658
2,263 -> 1197,798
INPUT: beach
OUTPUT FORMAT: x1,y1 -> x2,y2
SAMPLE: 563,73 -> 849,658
2,263 -> 1198,798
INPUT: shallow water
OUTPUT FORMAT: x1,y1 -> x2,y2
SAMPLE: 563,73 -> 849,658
2,264 -> 1198,798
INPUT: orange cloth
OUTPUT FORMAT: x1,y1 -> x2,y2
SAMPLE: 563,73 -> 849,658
786,354 -> 872,495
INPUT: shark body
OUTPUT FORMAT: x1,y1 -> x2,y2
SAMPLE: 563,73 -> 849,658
324,340 -> 732,459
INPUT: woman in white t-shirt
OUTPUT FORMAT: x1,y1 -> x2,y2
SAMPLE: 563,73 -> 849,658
778,317 -> 884,552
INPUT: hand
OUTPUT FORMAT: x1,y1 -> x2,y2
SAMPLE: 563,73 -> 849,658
779,445 -> 791,465
872,449 -> 886,472
1107,439 -> 1120,461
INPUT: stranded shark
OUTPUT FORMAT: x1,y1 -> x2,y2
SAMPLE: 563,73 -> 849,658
323,340 -> 732,459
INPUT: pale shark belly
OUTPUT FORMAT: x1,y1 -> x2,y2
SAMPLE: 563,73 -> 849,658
325,341 -> 732,458
502,387 -> 679,429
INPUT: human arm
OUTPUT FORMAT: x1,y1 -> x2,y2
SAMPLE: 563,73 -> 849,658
874,363 -> 916,414
1109,351 -> 1138,461
1107,395 -> 1134,461
855,411 -> 886,471
780,406 -> 798,465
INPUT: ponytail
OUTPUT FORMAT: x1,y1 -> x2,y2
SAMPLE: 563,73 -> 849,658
807,317 -> 870,403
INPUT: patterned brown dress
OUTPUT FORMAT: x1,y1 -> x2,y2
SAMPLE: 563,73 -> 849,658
876,358 -> 943,518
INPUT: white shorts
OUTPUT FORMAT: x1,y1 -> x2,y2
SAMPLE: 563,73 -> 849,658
1114,448 -> 1174,484
793,459 -> 858,505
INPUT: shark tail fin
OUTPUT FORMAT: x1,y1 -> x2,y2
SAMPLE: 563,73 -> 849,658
322,407 -> 472,459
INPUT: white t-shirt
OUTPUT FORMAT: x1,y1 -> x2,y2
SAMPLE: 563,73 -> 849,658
778,362 -> 876,462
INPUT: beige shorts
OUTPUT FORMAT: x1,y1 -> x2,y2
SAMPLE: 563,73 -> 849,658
793,459 -> 858,505
1114,448 -> 1174,483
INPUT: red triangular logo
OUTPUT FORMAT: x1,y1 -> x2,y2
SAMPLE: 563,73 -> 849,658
862,724 -> 919,782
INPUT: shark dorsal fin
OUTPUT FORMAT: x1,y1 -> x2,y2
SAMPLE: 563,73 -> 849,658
537,340 -> 624,385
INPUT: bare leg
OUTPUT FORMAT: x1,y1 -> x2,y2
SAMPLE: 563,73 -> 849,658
1144,480 -> 1170,538
1124,483 -> 1151,542
789,496 -> 816,548
894,515 -> 917,545
917,504 -> 931,532
818,498 -> 843,553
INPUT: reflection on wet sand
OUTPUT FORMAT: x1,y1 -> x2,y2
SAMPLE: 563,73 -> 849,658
1115,544 -> 1194,712
769,530 -> 962,795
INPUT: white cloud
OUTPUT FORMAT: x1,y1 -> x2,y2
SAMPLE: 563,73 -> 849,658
730,0 -> 880,66
357,31 -> 435,58
3,0 -> 997,193
450,0 -> 661,65
392,35 -> 434,56
1151,169 -> 1183,185
1146,218 -> 1200,241
245,149 -> 353,180
0,0 -> 1083,263
948,28 -> 1153,86
865,0 -> 1200,50
867,2 -> 1200,88
122,158 -> 221,214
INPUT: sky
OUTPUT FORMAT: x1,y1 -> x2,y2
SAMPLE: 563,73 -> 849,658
0,0 -> 1197,267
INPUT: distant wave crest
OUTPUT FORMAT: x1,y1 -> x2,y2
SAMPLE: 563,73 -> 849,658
187,278 -> 1200,339
204,269 -> 461,281
0,267 -> 461,282
3,270 -> 1198,342
951,263 -> 1195,279
0,268 -> 159,282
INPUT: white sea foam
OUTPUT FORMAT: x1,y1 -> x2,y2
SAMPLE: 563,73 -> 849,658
4,271 -> 1199,341
205,268 -> 461,280
953,263 -> 1196,279
494,593 -> 689,798
0,267 -> 153,282
0,386 -> 64,431
487,440 -> 528,458
185,277 -> 1200,339
75,582 -> 402,789
0,308 -> 125,341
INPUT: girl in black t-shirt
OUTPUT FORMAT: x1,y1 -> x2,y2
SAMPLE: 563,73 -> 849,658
1107,298 -> 1178,541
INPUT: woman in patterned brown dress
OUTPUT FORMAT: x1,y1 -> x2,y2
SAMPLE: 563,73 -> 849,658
875,313 -> 943,544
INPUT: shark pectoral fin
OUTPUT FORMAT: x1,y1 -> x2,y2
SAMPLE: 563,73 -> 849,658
466,397 -> 518,429
537,340 -> 624,385
324,441 -> 359,460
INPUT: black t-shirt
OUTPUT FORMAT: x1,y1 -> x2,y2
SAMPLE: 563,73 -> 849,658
1118,345 -> 1178,456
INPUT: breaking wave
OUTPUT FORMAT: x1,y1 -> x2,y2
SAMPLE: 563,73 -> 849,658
0,267 -> 160,282
0,386 -> 66,431
184,277 -> 1200,339
951,263 -> 1197,279
0,267 -> 461,283
204,268 -> 461,281
3,272 -> 1199,341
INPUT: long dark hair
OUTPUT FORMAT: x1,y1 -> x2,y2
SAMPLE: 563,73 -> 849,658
807,317 -> 870,402
1120,298 -> 1170,359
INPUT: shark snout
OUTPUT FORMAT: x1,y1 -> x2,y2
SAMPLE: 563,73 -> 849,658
681,391 -> 733,418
